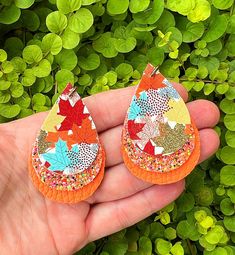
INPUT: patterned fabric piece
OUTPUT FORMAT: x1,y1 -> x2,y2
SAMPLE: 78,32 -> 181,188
126,64 -> 195,158
32,84 -> 102,191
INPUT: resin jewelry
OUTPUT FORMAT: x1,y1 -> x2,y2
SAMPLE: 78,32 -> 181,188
121,64 -> 200,184
29,84 -> 105,203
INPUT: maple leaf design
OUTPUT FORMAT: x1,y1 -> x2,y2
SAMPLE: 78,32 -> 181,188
69,118 -> 98,144
41,104 -> 66,132
46,130 -> 75,150
128,120 -> 145,140
41,139 -> 71,171
58,98 -> 89,131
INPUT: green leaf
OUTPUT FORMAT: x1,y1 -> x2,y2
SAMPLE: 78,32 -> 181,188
225,130 -> 235,148
220,198 -> 235,216
166,0 -> 195,16
146,47 -> 165,66
46,11 -> 67,34
203,83 -> 215,95
155,238 -> 172,254
14,0 -> 34,8
115,63 -> 133,79
176,192 -> 195,212
13,92 -> 31,108
107,0 -> 129,15
32,59 -> 51,78
224,114 -> 235,131
220,165 -> 235,185
10,82 -> 24,98
129,0 -> 150,13
57,0 -> 82,14
216,83 -> 229,94
23,45 -> 43,64
21,10 -> 40,32
0,49 -> 7,62
207,39 -> 223,55
138,236 -> 152,255
177,220 -> 200,240
93,32 -> 118,58
171,242 -> 184,255
227,14 -> 235,34
202,15 -> 228,42
0,91 -> 11,103
2,61 -> 14,74
32,93 -> 46,106
133,0 -> 164,25
205,226 -> 224,244
77,53 -> 100,71
224,215 -> 235,232
226,34 -> 235,56
18,108 -> 34,118
42,33 -> 63,55
183,22 -> 204,43
0,80 -> 11,90
0,103 -> 20,118
0,4 -> 21,24
114,37 -> 137,53
11,57 -> 26,74
220,146 -> 235,164
61,27 -> 80,49
187,0 -> 211,23
55,69 -> 74,93
55,49 -> 78,71
198,57 -> 220,73
68,8 -> 93,33
164,227 -> 177,240
212,0 -> 233,10
22,69 -> 36,87
103,239 -> 128,255
220,98 -> 235,114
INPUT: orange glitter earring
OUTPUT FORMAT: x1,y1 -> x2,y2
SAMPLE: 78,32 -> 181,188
121,64 -> 200,184
29,84 -> 105,203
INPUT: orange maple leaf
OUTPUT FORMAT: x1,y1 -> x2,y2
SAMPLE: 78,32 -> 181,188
70,118 -> 98,144
46,131 -> 75,149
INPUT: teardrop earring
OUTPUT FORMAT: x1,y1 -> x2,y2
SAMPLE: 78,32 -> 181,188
121,64 -> 200,184
29,84 -> 105,203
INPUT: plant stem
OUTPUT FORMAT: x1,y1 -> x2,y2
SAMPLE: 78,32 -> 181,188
186,239 -> 196,255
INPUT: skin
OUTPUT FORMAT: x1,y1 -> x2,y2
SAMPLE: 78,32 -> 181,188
0,84 -> 220,255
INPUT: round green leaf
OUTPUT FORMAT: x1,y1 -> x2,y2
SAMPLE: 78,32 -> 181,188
68,8 -> 93,33
133,0 -> 164,25
139,236 -> 152,255
61,27 -> 80,49
32,59 -> 51,78
35,7 -> 52,32
42,33 -> 63,55
55,69 -> 74,93
129,0 -> 150,13
146,47 -> 165,66
224,215 -> 235,232
21,10 -> 40,31
32,93 -> 46,106
11,57 -> 26,74
220,146 -> 235,164
14,0 -> 34,8
203,15 -> 228,42
225,130 -> 235,148
55,49 -> 78,71
57,0 -> 82,14
0,49 -> 7,62
220,198 -> 235,216
183,22 -> 204,43
10,82 -> 24,98
23,45 -> 43,64
0,4 -> 21,24
198,57 -> 220,73
2,61 -> 14,74
0,103 -> 21,118
220,165 -> 235,185
212,0 -> 233,10
4,37 -> 24,58
18,108 -> 34,118
13,92 -> 31,108
114,37 -> 137,53
0,80 -> 11,91
176,192 -> 195,212
207,39 -> 223,55
107,0 -> 129,15
220,98 -> 235,114
46,11 -> 67,34
155,239 -> 172,254
204,226 -> 224,245
187,0 -> 211,23
224,114 -> 235,131
0,91 -> 11,103
77,53 -> 100,71
115,63 -> 133,79
22,69 -> 36,87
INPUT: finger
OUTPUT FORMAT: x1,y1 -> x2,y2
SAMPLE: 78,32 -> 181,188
101,99 -> 220,167
91,128 -> 219,203
187,99 -> 220,129
198,128 -> 220,163
86,180 -> 184,242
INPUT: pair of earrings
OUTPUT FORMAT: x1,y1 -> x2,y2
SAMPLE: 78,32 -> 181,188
29,64 -> 200,203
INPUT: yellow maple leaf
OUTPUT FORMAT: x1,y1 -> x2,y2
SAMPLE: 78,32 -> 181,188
41,103 -> 65,132
164,98 -> 191,125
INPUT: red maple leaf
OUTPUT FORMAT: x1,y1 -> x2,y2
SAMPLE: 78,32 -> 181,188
128,120 -> 145,140
58,98 -> 89,131
70,118 -> 98,144
143,140 -> 155,155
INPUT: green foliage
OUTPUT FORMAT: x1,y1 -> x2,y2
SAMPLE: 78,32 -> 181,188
0,0 -> 235,254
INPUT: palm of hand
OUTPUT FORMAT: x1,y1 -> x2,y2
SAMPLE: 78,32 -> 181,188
0,85 -> 220,255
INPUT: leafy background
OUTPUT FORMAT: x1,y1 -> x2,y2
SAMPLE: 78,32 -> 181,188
0,0 -> 235,254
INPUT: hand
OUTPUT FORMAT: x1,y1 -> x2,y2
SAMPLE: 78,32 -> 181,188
0,84 -> 220,255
